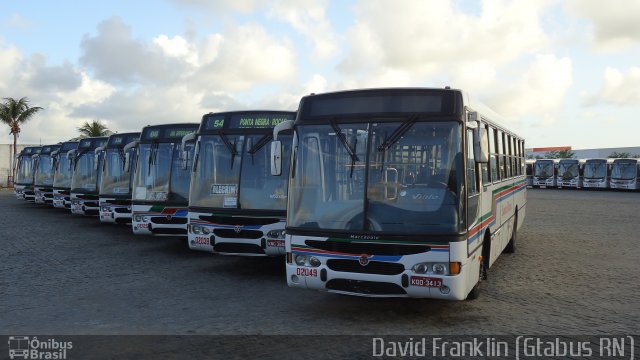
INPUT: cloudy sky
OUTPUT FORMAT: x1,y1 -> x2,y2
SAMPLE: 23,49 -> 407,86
1,0 -> 639,149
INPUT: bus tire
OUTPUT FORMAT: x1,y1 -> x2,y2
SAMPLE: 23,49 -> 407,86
504,212 -> 517,254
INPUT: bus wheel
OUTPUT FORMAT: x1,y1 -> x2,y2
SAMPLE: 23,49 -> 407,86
504,213 -> 517,254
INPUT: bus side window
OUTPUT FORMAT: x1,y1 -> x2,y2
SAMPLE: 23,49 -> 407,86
480,123 -> 489,186
496,129 -> 504,180
488,126 -> 497,183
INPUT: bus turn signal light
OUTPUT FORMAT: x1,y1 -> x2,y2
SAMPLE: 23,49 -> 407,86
449,262 -> 461,275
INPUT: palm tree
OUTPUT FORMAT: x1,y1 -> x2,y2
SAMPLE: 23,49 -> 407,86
0,97 -> 43,181
76,119 -> 112,139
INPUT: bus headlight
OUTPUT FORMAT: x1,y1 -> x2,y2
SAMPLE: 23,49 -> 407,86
294,254 -> 320,267
412,262 -> 460,275
412,263 -> 429,274
134,214 -> 142,222
101,206 -> 110,212
433,263 -> 446,274
267,229 -> 286,239
191,225 -> 210,235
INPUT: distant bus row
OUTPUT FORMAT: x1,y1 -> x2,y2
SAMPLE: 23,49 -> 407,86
525,158 -> 640,190
11,87 -> 526,301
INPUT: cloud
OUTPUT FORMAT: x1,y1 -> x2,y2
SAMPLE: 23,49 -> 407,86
267,0 -> 340,60
190,24 -> 296,92
585,67 -> 640,106
338,0 -> 551,77
566,0 -> 640,51
27,55 -> 82,91
79,17 -> 188,85
491,54 -> 573,119
2,14 -> 33,30
169,0 -> 260,13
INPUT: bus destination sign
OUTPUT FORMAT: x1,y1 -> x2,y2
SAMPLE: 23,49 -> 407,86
204,113 -> 294,131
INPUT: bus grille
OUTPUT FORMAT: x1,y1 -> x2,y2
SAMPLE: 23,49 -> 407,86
326,279 -> 406,295
151,217 -> 188,224
214,243 -> 265,254
199,215 -> 281,226
326,259 -> 405,275
305,240 -> 431,256
213,229 -> 263,239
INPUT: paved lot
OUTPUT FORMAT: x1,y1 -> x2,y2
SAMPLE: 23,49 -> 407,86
1,188 -> 639,335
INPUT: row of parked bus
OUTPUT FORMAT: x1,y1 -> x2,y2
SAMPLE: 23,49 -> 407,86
525,158 -> 640,190
11,87 -> 527,301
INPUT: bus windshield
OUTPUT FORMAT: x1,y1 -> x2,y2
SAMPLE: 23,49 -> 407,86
133,142 -> 192,202
534,161 -> 554,178
53,153 -> 73,188
558,162 -> 579,179
583,162 -> 606,179
190,134 -> 292,210
34,155 -> 55,186
100,148 -> 132,195
71,151 -> 100,192
15,156 -> 35,185
288,120 -> 462,235
611,162 -> 637,180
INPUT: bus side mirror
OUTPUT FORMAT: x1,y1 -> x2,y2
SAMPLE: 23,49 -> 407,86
474,127 -> 489,164
271,141 -> 283,176
124,152 -> 131,173
94,147 -> 105,170
181,133 -> 197,170
181,145 -> 193,170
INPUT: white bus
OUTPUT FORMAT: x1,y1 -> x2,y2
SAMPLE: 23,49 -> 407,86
52,141 -> 79,209
33,144 -> 61,205
98,132 -> 141,224
556,158 -> 584,189
131,123 -> 199,237
525,159 -> 535,188
271,88 -> 526,300
13,146 -> 41,201
69,136 -> 108,216
582,158 -> 611,189
609,158 -> 640,190
186,110 -> 295,254
532,159 -> 557,188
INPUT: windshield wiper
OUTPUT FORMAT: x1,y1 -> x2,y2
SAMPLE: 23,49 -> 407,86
118,148 -> 126,171
148,140 -> 158,175
378,115 -> 418,152
330,120 -> 359,178
247,133 -> 273,165
219,132 -> 238,169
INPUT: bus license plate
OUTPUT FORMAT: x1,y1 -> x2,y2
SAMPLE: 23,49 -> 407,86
410,276 -> 442,287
